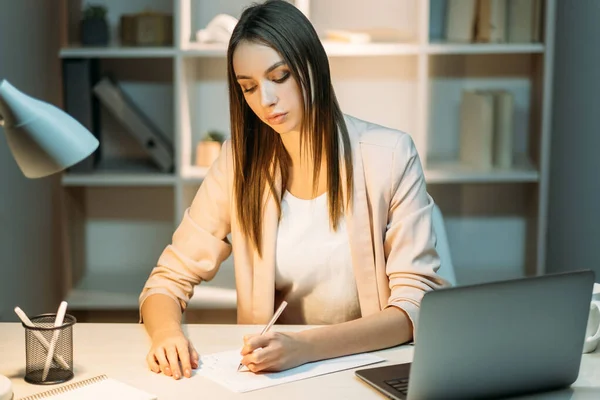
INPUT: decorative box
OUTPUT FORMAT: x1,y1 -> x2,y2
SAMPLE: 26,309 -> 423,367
120,12 -> 173,46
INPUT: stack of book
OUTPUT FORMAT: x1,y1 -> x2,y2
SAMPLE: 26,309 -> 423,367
459,90 -> 515,169
442,0 -> 542,43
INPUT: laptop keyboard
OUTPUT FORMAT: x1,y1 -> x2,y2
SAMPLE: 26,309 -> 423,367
385,377 -> 409,395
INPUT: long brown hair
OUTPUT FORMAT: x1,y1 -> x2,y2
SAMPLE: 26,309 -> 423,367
226,0 -> 353,257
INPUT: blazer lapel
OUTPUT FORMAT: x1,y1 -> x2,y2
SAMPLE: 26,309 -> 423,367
251,169 -> 281,324
343,120 -> 381,317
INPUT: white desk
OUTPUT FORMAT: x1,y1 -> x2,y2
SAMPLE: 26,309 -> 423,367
1,323 -> 600,399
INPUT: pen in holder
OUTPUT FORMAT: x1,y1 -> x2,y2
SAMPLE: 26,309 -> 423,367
23,313 -> 76,385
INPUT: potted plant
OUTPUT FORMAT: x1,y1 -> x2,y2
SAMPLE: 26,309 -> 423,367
81,4 -> 109,46
195,131 -> 225,167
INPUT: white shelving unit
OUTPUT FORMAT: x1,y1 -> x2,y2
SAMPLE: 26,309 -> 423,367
58,0 -> 555,315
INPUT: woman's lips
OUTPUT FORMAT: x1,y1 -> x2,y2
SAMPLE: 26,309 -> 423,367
266,112 -> 287,125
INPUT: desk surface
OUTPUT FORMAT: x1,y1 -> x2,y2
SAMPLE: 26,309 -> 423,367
1,323 -> 600,399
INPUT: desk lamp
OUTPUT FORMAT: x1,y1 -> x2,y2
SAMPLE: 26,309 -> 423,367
0,79 -> 99,400
0,79 -> 98,177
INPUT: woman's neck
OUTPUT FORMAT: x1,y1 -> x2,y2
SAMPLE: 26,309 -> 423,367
279,129 -> 304,167
279,129 -> 328,198
279,129 -> 326,167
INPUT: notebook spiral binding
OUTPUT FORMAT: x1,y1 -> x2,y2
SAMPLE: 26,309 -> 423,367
19,375 -> 108,400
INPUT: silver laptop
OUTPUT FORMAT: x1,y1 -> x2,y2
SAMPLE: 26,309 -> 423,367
355,270 -> 595,400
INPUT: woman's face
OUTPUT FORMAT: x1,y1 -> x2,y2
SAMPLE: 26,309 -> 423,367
233,41 -> 304,135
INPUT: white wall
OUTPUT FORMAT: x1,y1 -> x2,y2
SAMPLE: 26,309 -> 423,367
0,0 -> 63,320
546,0 -> 600,278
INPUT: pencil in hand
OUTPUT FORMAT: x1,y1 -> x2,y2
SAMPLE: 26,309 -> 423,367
237,301 -> 288,372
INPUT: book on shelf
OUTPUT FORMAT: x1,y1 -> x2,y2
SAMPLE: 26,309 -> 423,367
459,89 -> 515,169
507,0 -> 542,42
442,0 -> 541,43
445,0 -> 478,42
429,0 -> 449,41
476,0 -> 507,42
93,77 -> 174,173
492,90 -> 514,168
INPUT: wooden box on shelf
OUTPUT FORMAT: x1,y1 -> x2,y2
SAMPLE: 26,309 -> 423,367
120,11 -> 173,46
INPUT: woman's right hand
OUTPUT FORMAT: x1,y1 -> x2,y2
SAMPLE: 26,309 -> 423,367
146,328 -> 199,379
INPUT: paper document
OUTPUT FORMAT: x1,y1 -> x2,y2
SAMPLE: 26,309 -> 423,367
195,349 -> 384,392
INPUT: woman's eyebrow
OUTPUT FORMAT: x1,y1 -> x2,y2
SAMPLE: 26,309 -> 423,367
236,61 -> 286,80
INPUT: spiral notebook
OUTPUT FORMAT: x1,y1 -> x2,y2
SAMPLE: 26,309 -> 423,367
19,375 -> 156,400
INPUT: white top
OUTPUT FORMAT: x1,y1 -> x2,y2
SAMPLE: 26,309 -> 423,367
275,191 -> 361,324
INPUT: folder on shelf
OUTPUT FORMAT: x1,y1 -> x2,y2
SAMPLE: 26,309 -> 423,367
93,77 -> 173,172
63,58 -> 102,172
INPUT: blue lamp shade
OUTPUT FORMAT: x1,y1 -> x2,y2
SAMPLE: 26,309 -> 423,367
0,79 -> 99,178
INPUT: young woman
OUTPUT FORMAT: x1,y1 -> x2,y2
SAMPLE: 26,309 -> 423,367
139,0 -> 447,380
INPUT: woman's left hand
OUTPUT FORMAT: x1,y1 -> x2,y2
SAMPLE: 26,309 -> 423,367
240,331 -> 310,372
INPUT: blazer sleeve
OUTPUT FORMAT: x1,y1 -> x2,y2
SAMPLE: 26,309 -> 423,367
384,134 -> 449,337
138,141 -> 233,321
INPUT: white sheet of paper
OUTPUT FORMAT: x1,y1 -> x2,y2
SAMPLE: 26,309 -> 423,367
195,349 -> 384,393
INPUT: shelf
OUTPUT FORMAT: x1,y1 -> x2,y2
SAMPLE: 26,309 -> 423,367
181,165 -> 210,182
62,172 -> 177,186
182,41 -> 420,57
62,159 -> 177,186
66,267 -> 237,311
59,45 -> 177,58
321,41 -> 420,56
59,43 -> 545,59
182,42 -> 228,57
425,157 -> 539,183
180,161 -> 538,185
426,42 -> 545,55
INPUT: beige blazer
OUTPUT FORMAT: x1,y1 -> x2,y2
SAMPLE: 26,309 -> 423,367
139,115 -> 447,332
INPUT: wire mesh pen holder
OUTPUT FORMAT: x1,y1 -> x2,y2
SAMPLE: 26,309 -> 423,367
22,313 -> 76,385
